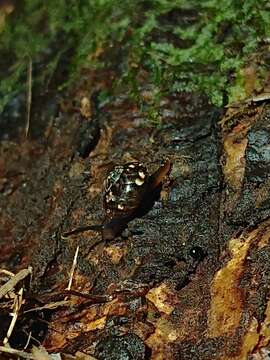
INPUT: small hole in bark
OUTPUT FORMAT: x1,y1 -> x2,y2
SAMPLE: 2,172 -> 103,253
189,246 -> 206,261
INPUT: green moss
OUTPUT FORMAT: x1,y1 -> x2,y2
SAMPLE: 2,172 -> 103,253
1,0 -> 270,113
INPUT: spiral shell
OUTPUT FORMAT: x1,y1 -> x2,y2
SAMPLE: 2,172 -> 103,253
104,162 -> 148,217
62,159 -> 172,241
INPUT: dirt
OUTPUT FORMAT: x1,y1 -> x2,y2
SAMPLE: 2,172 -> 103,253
1,77 -> 270,359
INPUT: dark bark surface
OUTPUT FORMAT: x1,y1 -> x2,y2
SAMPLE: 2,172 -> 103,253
1,82 -> 270,359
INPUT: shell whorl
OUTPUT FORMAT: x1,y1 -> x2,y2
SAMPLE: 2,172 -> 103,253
103,162 -> 149,218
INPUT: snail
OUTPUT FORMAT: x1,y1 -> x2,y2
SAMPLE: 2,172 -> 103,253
63,159 -> 172,241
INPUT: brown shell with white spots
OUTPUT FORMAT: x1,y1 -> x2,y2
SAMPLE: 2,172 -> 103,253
103,162 -> 148,218
62,159 -> 171,240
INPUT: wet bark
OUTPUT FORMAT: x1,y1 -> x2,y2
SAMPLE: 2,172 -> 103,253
1,86 -> 270,359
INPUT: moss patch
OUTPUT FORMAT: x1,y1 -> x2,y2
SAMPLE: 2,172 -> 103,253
1,0 -> 270,113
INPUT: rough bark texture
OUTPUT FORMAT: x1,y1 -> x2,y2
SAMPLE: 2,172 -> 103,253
1,82 -> 270,360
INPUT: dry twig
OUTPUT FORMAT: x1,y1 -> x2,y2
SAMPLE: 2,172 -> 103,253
0,267 -> 32,300
66,246 -> 79,291
4,287 -> 24,345
24,300 -> 71,313
0,269 -> 15,277
24,331 -> 32,350
0,345 -> 35,359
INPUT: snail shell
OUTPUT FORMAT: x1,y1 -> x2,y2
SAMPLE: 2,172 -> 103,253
101,159 -> 172,239
63,160 -> 172,241
104,162 -> 148,218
